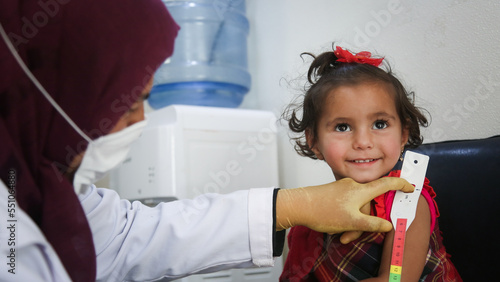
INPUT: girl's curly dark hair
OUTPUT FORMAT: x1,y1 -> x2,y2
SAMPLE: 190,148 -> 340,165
282,44 -> 429,159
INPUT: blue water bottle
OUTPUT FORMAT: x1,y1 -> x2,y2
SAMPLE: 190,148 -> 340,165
149,0 -> 251,109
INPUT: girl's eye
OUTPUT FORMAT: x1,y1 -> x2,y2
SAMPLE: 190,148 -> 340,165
335,123 -> 351,132
373,120 -> 388,130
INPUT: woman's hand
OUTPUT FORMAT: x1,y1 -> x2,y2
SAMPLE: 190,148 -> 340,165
340,202 -> 371,244
276,177 -> 414,243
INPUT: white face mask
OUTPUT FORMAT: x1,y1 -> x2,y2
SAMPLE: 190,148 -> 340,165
73,119 -> 148,194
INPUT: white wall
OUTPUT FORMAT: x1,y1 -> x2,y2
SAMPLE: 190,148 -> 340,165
242,0 -> 500,189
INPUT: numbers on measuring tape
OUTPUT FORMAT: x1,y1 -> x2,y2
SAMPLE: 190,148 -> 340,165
389,218 -> 407,282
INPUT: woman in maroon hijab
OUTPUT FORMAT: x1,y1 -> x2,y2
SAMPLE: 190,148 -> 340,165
0,0 -> 415,281
0,0 -> 177,280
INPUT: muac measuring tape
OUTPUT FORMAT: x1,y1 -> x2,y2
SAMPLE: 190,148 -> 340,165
389,151 -> 429,281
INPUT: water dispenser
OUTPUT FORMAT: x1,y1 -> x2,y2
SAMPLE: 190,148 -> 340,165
150,0 -> 251,109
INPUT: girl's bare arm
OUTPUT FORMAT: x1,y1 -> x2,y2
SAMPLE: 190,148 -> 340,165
362,194 -> 431,281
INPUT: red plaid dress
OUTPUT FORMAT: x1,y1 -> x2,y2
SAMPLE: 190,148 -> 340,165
280,171 -> 462,281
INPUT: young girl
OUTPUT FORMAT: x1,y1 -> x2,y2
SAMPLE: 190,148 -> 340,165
280,45 -> 462,281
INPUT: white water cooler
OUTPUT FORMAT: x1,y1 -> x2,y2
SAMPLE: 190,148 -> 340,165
110,105 -> 283,281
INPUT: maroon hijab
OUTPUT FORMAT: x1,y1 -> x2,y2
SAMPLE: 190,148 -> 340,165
0,0 -> 178,280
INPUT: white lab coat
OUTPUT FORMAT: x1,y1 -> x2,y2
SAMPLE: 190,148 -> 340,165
0,181 -> 279,281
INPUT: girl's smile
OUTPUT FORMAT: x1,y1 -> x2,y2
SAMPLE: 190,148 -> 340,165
348,158 -> 381,164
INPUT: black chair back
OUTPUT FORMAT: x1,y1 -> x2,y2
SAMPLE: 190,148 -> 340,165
414,135 -> 500,281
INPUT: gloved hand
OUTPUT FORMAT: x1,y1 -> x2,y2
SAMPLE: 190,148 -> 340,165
276,177 -> 414,244
339,202 -> 371,244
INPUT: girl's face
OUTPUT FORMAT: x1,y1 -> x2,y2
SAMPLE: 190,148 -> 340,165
307,82 -> 409,183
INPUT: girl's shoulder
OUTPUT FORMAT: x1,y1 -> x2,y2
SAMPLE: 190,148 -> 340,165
377,170 -> 440,231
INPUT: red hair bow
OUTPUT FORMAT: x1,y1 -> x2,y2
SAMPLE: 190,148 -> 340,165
334,46 -> 384,67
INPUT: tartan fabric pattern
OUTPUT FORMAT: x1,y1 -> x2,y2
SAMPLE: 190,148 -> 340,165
420,223 -> 462,281
312,232 -> 385,281
280,172 -> 462,281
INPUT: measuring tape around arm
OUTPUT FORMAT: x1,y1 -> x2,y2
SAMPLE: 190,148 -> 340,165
388,151 -> 430,281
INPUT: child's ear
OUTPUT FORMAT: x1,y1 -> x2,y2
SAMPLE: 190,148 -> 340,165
401,126 -> 410,148
306,129 -> 324,160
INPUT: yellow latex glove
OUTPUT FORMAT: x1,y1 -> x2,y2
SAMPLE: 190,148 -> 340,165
276,177 -> 414,244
